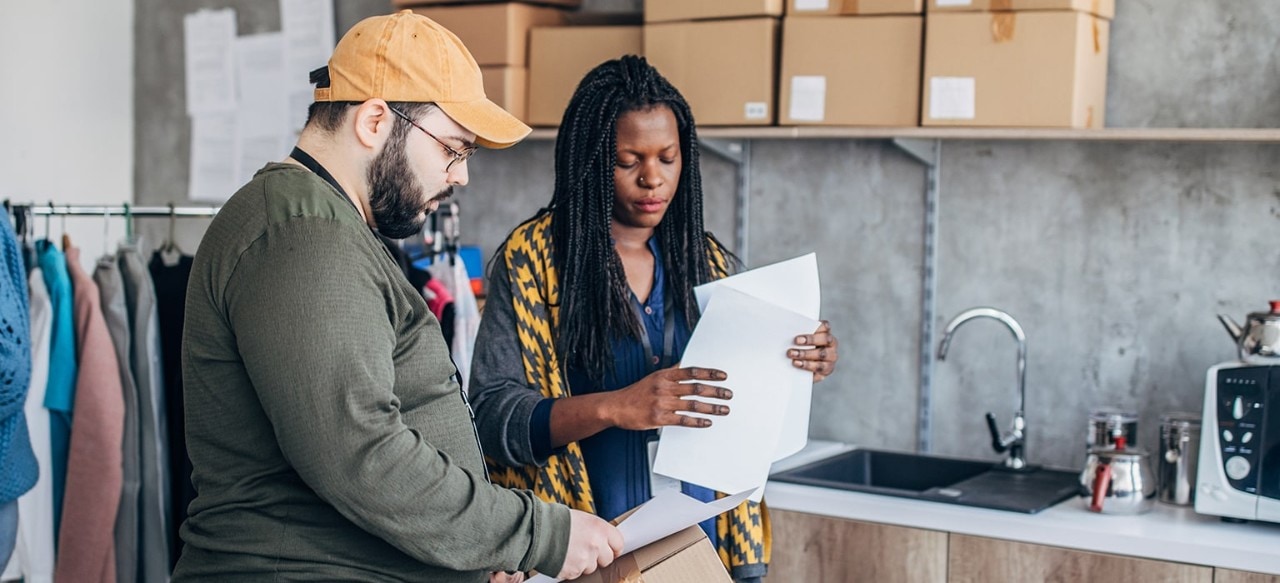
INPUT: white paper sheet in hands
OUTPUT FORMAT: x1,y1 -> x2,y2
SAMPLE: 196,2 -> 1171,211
525,488 -> 756,583
693,253 -> 820,460
652,287 -> 820,502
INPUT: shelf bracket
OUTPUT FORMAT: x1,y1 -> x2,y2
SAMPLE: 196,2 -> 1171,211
891,138 -> 942,453
699,138 -> 752,266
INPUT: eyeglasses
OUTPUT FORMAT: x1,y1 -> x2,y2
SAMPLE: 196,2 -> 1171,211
388,106 -> 477,172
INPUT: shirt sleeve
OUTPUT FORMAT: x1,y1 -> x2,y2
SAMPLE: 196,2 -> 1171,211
223,219 -> 569,575
469,251 -> 560,468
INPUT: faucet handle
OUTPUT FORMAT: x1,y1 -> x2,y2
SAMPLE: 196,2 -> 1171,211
986,412 -> 1010,453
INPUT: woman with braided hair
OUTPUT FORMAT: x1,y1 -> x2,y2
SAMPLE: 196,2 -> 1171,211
469,56 -> 839,582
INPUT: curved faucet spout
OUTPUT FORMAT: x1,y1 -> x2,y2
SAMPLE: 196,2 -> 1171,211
936,307 -> 1029,469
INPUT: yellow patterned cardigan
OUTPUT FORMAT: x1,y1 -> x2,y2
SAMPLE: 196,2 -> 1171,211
486,214 -> 771,579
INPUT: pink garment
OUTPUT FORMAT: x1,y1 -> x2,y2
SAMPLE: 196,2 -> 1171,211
424,277 -> 454,320
55,246 -> 124,583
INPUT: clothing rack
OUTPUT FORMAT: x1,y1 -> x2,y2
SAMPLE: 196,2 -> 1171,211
22,204 -> 221,217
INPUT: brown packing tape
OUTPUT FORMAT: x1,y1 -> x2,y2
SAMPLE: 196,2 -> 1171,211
990,12 -> 1016,43
846,0 -> 857,13
990,0 -> 1012,10
1091,0 -> 1101,16
1091,18 -> 1101,53
596,553 -> 644,583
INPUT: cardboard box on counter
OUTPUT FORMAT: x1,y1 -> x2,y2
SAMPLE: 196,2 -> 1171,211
644,0 -> 783,23
644,18 -> 778,126
926,0 -> 1114,19
921,10 -> 1109,128
570,525 -> 731,583
528,26 -> 642,126
779,15 -> 922,125
480,66 -> 527,122
393,0 -> 580,9
787,0 -> 922,16
411,3 -> 566,66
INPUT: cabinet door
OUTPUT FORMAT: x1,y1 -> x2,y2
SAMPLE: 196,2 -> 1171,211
948,534 -> 1212,583
1215,569 -> 1280,583
767,509 -> 947,583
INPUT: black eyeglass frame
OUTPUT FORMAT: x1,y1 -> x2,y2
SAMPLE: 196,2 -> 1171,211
388,106 -> 477,172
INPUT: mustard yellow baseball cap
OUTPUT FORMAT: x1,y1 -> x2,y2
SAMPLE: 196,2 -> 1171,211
316,10 -> 530,149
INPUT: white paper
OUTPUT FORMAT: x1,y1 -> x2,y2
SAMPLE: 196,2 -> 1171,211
789,76 -> 827,123
653,288 -> 820,502
189,113 -> 238,203
234,33 -> 291,185
183,9 -> 237,116
794,0 -> 831,10
526,489 -> 756,583
929,77 -> 976,120
937,0 -> 973,5
281,0 -> 336,134
744,102 -> 769,121
694,254 -> 820,460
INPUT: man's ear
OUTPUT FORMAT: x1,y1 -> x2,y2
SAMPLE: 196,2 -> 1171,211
352,98 -> 394,151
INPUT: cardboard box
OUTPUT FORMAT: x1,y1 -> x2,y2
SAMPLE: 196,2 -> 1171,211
393,0 -> 581,8
926,0 -> 1114,19
921,10 -> 1109,128
572,525 -> 731,583
644,0 -> 783,23
779,16 -> 922,126
528,26 -> 642,126
480,66 -> 527,122
787,0 -> 922,16
644,18 -> 778,126
411,3 -> 567,66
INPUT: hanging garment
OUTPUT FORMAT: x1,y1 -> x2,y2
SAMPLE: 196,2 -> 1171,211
422,276 -> 456,350
95,256 -> 140,583
54,245 -> 124,583
0,214 -> 38,540
1,269 -> 56,582
35,240 -> 75,539
148,252 -> 193,567
118,246 -> 171,582
428,259 -> 479,391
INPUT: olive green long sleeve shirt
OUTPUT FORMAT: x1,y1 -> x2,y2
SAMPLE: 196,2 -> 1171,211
173,163 -> 569,582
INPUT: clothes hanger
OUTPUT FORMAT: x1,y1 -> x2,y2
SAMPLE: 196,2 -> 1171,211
159,203 -> 184,266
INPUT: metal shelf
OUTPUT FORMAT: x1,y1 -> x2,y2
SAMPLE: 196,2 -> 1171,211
525,127 -> 1280,143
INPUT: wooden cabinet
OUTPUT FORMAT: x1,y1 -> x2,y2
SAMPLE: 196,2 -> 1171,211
767,509 -> 948,583
1215,569 -> 1280,583
947,534 -> 1212,583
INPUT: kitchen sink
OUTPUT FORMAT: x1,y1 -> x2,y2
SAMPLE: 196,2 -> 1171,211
770,448 -> 1082,514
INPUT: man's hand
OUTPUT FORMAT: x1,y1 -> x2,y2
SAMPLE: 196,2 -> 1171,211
606,367 -> 733,431
789,320 -> 839,382
557,510 -> 624,580
489,571 -> 525,583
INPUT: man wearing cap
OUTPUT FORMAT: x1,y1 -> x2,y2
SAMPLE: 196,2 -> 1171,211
174,11 -> 621,582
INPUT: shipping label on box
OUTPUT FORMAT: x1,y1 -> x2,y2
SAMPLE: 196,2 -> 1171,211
779,15 -> 922,126
528,26 -> 642,126
921,10 -> 1109,128
412,3 -> 566,66
643,18 -> 779,126
787,0 -> 923,16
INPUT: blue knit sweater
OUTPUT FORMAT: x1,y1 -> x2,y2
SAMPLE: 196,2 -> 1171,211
0,216 -> 38,503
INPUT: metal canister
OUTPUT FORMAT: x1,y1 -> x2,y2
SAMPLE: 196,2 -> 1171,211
1157,412 -> 1201,506
1087,407 -> 1139,451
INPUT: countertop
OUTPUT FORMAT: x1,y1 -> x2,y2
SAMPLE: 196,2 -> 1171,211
765,441 -> 1280,575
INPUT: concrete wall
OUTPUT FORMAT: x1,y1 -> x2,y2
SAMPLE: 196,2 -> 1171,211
2,0 -> 134,271
133,0 -> 1280,470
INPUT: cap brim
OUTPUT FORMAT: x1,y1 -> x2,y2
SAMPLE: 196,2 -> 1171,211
436,98 -> 531,150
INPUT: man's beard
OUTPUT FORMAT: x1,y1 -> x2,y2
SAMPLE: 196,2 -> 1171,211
366,135 -> 452,239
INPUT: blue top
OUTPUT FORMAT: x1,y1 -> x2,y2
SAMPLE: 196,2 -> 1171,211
0,217 -> 38,503
530,237 -> 719,542
36,239 -> 76,531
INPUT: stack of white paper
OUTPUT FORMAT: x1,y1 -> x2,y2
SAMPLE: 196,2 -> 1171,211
653,253 -> 821,502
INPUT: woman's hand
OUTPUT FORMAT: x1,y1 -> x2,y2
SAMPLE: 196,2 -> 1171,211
606,366 -> 733,431
789,320 -> 839,382
489,571 -> 525,583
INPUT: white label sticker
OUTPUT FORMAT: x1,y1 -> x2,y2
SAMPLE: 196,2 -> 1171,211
794,0 -> 831,10
789,76 -> 826,122
929,77 -> 976,120
936,0 -> 973,6
744,102 -> 769,120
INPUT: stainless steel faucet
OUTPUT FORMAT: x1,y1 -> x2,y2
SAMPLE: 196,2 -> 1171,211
937,307 -> 1028,470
